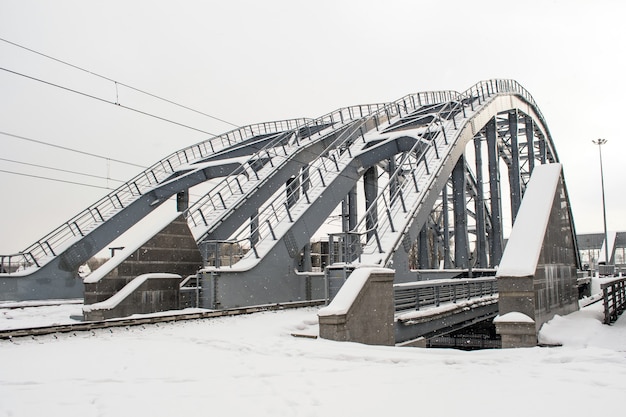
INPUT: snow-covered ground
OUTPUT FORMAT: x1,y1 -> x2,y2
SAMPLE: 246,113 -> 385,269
1,297 -> 625,417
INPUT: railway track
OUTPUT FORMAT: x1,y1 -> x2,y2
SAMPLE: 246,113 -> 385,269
0,300 -> 325,340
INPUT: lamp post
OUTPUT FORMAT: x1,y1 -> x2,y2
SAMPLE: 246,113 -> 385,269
592,138 -> 609,267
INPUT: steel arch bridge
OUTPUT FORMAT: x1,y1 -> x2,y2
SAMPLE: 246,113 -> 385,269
0,79 -> 579,308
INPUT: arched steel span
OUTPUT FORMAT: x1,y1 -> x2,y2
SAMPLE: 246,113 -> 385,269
194,80 -> 579,308
0,79 -> 578,305
407,94 -> 569,272
343,80 -> 580,281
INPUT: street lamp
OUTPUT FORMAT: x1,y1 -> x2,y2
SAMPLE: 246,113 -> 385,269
592,138 -> 609,267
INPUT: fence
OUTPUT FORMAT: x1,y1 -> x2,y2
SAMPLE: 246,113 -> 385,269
394,277 -> 497,312
601,276 -> 626,324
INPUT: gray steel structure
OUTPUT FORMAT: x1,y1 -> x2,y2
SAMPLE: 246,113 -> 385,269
0,80 -> 579,310
198,80 -> 579,308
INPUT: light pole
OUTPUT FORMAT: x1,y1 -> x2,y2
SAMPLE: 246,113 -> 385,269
592,138 -> 609,266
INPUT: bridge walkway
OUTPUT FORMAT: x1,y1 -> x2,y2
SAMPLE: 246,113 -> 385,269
393,276 -> 498,343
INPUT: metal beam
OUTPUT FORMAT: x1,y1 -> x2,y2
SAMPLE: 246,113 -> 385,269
452,155 -> 469,268
508,111 -> 522,222
486,118 -> 503,266
442,185 -> 451,268
364,166 -> 378,241
473,136 -> 488,268
419,223 -> 430,269
525,115 -> 535,174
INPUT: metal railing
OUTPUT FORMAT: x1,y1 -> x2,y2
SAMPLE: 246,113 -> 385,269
203,90 -> 459,267
337,79 -> 542,266
0,118 -> 311,274
185,103 -> 390,241
1,80 -> 541,277
201,115 -> 376,265
394,277 -> 498,312
601,276 -> 626,324
344,98 -> 471,263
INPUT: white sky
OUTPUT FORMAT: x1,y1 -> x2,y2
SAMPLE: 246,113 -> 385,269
1,0 -> 625,254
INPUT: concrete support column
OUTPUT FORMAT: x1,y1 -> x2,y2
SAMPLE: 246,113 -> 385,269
473,136 -> 488,268
508,111 -> 522,222
318,269 -> 395,346
452,156 -> 469,268
486,119 -> 504,266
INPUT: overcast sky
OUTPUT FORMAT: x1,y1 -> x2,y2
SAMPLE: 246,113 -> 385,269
1,0 -> 625,255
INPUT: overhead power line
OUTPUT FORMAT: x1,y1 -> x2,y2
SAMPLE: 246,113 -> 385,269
0,66 -> 219,137
0,37 -> 240,129
0,166 -> 206,199
0,157 -> 125,183
0,169 -> 111,190
0,130 -> 147,169
0,155 -> 206,199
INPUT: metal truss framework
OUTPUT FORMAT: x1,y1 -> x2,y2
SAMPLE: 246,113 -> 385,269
413,108 -> 562,271
0,79 -> 581,306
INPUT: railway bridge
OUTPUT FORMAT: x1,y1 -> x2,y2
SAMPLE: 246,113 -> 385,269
0,80 -> 584,347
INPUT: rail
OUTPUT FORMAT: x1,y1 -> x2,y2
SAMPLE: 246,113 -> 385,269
339,98 -> 470,263
186,102 -> 390,241
335,79 -> 546,266
201,89 -> 459,267
0,299 -> 325,340
0,118 -> 311,274
601,276 -> 626,324
394,277 -> 498,312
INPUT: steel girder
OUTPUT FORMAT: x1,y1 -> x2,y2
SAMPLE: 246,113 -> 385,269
413,105 -> 567,272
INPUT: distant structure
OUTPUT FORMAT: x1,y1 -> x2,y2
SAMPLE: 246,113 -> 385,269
577,232 -> 626,274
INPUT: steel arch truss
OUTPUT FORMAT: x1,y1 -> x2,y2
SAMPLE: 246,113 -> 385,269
413,108 -> 559,271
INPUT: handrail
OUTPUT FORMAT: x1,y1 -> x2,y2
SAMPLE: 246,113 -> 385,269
185,102 -> 390,240
601,276 -> 626,324
203,115 -> 376,266
0,80 -> 545,276
203,89 -> 458,267
239,96 -> 440,259
343,79 -> 548,267
347,96 -> 470,262
0,118 -> 311,274
394,276 -> 498,312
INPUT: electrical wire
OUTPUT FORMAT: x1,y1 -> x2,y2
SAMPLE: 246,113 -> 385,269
0,48 -> 434,224
0,130 -> 147,169
0,169 -> 111,190
0,166 -> 207,200
0,37 -> 240,129
0,67 -> 219,137
0,156 -> 208,199
0,42 -> 386,199
0,157 -> 126,183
